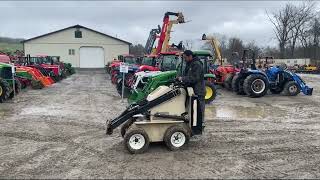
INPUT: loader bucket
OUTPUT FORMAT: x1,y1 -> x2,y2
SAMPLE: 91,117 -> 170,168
304,86 -> 313,96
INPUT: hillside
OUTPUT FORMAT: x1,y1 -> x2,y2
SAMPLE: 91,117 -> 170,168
0,37 -> 24,54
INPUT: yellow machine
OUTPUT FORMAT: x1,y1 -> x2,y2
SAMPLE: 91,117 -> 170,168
201,34 -> 222,64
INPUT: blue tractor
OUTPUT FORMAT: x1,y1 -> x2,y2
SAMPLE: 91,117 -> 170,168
232,49 -> 313,98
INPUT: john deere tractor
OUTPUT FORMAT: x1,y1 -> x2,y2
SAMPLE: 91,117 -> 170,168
0,63 -> 21,102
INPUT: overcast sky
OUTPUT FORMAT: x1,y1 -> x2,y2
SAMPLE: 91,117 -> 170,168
0,1 -> 316,49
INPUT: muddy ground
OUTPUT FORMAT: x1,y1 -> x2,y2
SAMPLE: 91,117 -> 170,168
0,69 -> 319,179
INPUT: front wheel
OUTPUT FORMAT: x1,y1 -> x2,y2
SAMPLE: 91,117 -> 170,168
124,127 -> 150,154
282,81 -> 300,96
204,81 -> 216,104
243,74 -> 269,98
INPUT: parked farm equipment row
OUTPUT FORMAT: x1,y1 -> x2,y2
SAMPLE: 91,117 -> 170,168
0,53 -> 76,103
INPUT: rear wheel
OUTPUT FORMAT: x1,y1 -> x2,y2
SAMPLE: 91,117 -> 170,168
164,125 -> 190,151
204,81 -> 216,104
282,81 -> 300,96
124,127 -> 150,154
116,79 -> 131,98
232,74 -> 245,95
223,73 -> 234,90
0,78 -> 10,103
243,74 -> 269,98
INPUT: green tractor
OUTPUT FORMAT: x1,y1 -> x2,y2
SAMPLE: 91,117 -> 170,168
128,50 -> 217,104
0,63 -> 21,102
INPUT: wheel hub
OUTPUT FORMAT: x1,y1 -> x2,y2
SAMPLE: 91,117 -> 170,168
251,79 -> 265,94
289,85 -> 297,93
171,132 -> 186,148
129,134 -> 145,150
205,86 -> 213,100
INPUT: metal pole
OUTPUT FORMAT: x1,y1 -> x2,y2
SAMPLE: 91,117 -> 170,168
11,63 -> 15,97
121,72 -> 125,102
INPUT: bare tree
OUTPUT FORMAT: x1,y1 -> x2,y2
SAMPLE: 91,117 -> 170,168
267,3 -> 296,58
289,1 -> 315,58
184,39 -> 193,50
246,41 -> 261,56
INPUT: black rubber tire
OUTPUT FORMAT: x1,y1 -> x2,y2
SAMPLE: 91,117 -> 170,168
204,81 -> 216,104
231,74 -> 245,95
223,73 -> 234,90
0,78 -> 10,103
9,78 -> 22,99
243,74 -> 269,98
15,78 -> 22,95
116,79 -> 130,98
282,81 -> 300,96
31,80 -> 44,89
124,127 -> 150,154
164,125 -> 190,151
120,119 -> 134,138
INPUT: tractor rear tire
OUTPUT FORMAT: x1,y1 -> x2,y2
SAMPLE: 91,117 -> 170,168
282,81 -> 300,96
204,81 -> 216,104
124,127 -> 150,154
232,74 -> 245,95
116,79 -> 131,98
243,74 -> 269,98
223,73 -> 234,90
164,124 -> 190,151
0,78 -> 10,103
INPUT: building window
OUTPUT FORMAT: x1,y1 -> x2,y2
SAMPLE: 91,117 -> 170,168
294,60 -> 297,64
69,49 -> 75,55
287,60 -> 290,63
75,30 -> 82,38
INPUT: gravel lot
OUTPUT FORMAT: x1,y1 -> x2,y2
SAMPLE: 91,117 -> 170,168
0,69 -> 319,179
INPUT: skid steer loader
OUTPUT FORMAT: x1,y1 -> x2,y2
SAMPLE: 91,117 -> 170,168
106,81 -> 204,154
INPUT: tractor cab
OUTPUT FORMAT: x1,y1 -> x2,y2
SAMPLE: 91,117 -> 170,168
158,52 -> 181,71
138,55 -> 159,72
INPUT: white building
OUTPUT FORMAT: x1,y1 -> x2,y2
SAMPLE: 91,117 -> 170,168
23,25 -> 131,68
273,58 -> 311,66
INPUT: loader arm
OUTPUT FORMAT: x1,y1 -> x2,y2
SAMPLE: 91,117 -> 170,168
156,12 -> 185,55
145,26 -> 161,55
202,34 -> 222,65
287,71 -> 313,95
106,88 -> 181,135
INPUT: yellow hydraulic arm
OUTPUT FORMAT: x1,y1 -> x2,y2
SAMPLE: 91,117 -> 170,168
202,34 -> 223,65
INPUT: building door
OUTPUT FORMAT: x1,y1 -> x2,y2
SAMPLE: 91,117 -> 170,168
79,47 -> 105,68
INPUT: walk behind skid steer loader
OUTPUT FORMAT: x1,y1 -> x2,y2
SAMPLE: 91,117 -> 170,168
106,81 -> 203,154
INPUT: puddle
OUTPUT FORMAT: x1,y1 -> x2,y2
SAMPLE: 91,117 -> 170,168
206,105 -> 269,119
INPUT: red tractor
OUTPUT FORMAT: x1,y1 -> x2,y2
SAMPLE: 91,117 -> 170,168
202,34 -> 240,89
137,55 -> 159,72
110,54 -> 138,84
